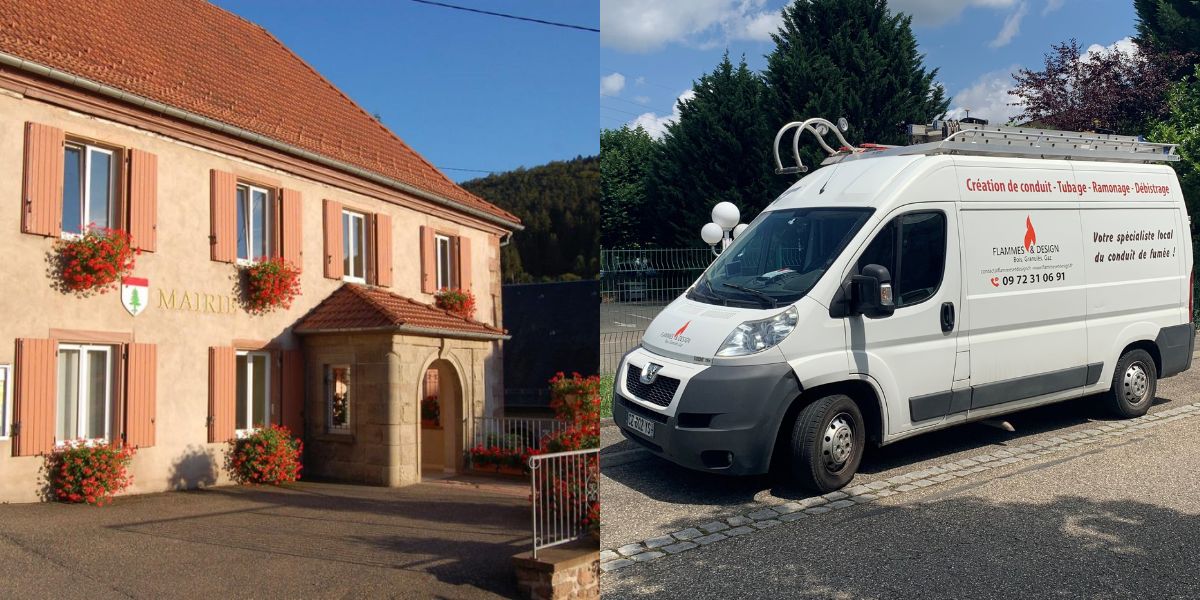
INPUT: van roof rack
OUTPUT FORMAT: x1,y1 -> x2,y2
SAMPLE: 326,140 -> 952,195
774,118 -> 1179,175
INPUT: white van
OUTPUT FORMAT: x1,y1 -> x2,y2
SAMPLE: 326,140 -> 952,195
614,118 -> 1195,492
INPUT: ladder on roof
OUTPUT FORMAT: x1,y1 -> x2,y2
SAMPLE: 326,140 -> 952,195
774,118 -> 1179,175
904,122 -> 1179,163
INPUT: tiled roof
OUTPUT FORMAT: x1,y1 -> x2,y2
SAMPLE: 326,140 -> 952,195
0,0 -> 519,226
294,284 -> 506,338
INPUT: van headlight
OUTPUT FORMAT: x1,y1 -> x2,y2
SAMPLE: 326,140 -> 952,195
716,306 -> 799,357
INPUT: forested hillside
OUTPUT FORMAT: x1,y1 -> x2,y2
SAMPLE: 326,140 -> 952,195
462,156 -> 599,283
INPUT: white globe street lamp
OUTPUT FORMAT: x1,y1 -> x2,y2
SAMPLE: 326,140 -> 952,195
700,222 -> 724,246
711,202 -> 740,230
701,201 -> 746,255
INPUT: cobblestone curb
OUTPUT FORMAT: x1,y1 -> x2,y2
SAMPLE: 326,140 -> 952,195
599,402 -> 1200,573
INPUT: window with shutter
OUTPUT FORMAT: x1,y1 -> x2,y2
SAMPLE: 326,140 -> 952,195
373,213 -> 393,287
208,346 -> 236,443
210,171 -> 237,263
281,350 -> 304,435
323,199 -> 344,279
279,188 -> 303,266
13,338 -> 58,457
22,123 -> 66,237
127,149 -> 158,252
124,343 -> 156,448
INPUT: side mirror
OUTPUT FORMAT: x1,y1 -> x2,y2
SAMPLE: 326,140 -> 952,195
849,264 -> 895,318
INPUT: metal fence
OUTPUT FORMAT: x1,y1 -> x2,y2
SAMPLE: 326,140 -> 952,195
529,448 -> 600,557
600,248 -> 714,374
469,416 -> 565,461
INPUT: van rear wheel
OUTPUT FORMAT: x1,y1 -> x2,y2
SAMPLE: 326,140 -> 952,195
789,394 -> 865,493
1106,349 -> 1157,418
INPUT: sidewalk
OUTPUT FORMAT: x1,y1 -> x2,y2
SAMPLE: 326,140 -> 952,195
604,403 -> 1200,599
0,479 -> 530,599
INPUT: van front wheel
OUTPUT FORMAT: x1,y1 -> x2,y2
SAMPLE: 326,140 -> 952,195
1106,349 -> 1157,418
789,394 -> 865,493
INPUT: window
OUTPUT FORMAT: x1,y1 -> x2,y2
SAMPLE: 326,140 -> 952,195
342,210 -> 367,282
56,344 -> 114,442
691,208 -> 874,307
436,234 -> 456,290
62,143 -> 117,236
325,365 -> 351,432
0,365 -> 10,439
856,211 -> 947,308
236,184 -> 272,262
235,351 -> 271,434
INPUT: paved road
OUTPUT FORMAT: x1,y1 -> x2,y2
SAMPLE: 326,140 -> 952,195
601,301 -> 667,334
601,364 -> 1200,598
0,478 -> 529,599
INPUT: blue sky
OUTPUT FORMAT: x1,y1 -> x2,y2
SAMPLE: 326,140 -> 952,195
213,1 -> 598,182
601,0 -> 1139,136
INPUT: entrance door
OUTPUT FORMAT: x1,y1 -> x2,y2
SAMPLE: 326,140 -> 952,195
420,361 -> 463,478
845,204 -> 963,434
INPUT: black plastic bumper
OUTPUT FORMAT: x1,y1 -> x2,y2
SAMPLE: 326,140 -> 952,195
613,361 -> 801,475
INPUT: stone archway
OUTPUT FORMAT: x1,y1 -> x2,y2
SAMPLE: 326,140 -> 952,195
419,358 -> 464,478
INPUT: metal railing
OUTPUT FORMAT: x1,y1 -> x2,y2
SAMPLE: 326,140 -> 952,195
529,448 -> 600,557
600,248 -> 714,374
470,417 -> 564,461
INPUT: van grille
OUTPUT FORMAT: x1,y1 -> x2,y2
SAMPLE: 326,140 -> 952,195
625,364 -> 680,408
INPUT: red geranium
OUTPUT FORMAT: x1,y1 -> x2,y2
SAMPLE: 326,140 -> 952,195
242,257 -> 301,314
44,440 -> 136,506
224,425 -> 303,485
55,227 -> 138,294
434,288 -> 476,319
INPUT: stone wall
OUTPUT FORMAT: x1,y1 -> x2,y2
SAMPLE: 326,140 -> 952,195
512,542 -> 600,600
302,331 -> 495,486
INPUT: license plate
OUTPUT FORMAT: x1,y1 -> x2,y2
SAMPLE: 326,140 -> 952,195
626,412 -> 655,438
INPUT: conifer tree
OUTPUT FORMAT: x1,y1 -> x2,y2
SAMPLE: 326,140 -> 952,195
764,0 -> 948,174
648,53 -> 782,247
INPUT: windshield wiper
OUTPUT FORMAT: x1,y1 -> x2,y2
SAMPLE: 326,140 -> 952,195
692,278 -> 728,305
721,283 -> 777,308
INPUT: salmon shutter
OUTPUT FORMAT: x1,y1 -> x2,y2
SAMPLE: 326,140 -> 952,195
124,343 -> 157,448
21,123 -> 65,237
420,225 -> 436,293
457,236 -> 472,295
323,199 -> 344,279
207,346 -> 236,443
127,149 -> 158,252
210,170 -> 237,262
281,350 -> 304,436
280,188 -> 303,267
374,213 -> 393,287
13,338 -> 56,457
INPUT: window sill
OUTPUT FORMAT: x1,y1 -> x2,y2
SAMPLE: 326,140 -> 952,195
311,431 -> 355,444
342,276 -> 367,285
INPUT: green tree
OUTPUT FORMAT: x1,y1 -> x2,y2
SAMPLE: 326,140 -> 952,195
1136,0 -> 1200,58
600,125 -> 657,248
764,0 -> 948,173
648,53 -> 782,247
461,156 -> 599,282
1150,65 -> 1200,230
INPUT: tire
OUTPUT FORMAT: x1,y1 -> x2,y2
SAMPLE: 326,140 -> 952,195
789,394 -> 865,493
1105,349 -> 1157,418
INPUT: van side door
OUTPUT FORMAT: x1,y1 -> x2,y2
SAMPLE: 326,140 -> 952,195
844,203 -> 963,434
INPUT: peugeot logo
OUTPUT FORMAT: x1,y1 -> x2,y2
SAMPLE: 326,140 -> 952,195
640,363 -> 663,385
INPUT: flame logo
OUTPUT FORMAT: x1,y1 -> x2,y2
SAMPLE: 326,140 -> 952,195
1023,216 -> 1036,251
674,321 -> 691,338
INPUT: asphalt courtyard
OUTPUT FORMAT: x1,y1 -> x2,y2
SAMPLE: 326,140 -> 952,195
601,360 -> 1200,599
0,477 -> 530,599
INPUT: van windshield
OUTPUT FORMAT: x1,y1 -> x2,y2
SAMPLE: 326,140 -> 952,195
689,207 -> 874,308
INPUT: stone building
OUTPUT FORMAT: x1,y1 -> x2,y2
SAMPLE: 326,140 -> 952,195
0,0 -> 520,502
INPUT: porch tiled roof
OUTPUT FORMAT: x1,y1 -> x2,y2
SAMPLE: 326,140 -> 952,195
0,0 -> 520,227
294,284 -> 506,338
